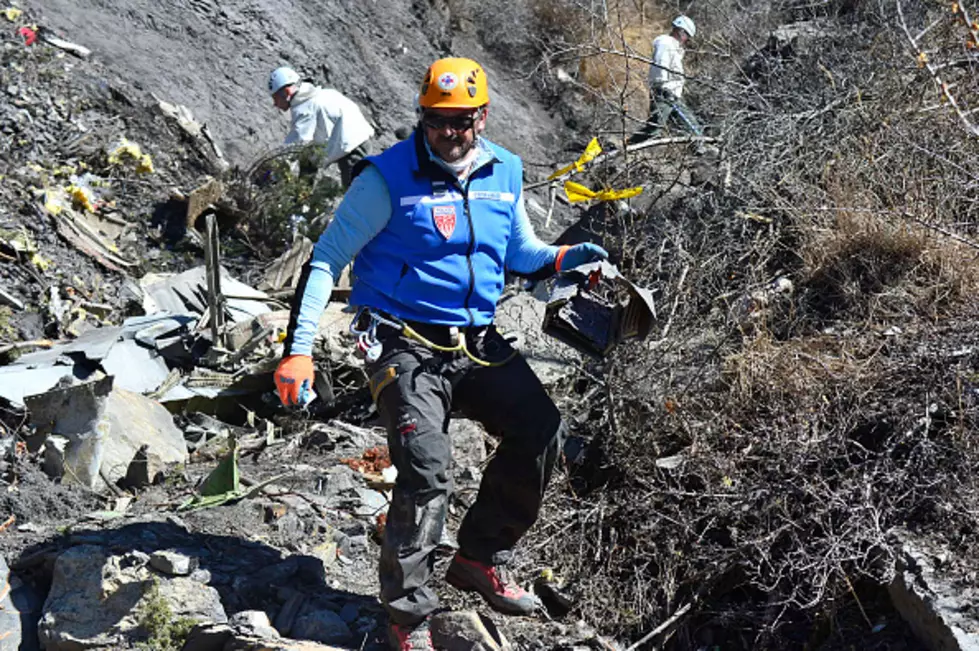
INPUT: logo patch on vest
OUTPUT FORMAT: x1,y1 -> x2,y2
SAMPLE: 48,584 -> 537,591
432,205 -> 456,239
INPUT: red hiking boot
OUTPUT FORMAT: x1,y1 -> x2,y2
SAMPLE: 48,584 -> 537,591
388,619 -> 434,650
445,553 -> 541,615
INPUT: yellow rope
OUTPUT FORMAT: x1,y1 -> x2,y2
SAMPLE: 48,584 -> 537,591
401,324 -> 518,368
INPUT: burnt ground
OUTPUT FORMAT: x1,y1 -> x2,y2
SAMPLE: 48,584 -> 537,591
0,1 -> 610,647
18,0 -> 577,185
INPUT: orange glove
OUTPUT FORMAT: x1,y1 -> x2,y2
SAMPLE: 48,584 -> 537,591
274,354 -> 315,406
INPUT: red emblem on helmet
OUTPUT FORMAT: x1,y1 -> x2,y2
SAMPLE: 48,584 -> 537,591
432,205 -> 456,239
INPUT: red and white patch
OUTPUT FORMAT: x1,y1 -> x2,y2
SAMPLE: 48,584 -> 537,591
432,205 -> 457,239
437,72 -> 459,91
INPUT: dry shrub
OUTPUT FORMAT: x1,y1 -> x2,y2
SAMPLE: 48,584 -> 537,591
521,0 -> 979,646
534,320 -> 979,648
800,210 -> 979,322
723,333 -> 871,406
578,23 -> 656,102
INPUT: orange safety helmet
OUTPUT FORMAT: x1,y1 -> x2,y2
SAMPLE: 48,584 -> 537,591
418,58 -> 490,109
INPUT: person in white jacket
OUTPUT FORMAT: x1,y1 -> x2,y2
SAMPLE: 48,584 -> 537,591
632,16 -> 704,143
269,67 -> 375,187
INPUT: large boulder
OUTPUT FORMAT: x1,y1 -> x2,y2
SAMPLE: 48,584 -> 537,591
494,291 -> 576,389
38,545 -> 226,650
27,378 -> 188,491
889,534 -> 979,651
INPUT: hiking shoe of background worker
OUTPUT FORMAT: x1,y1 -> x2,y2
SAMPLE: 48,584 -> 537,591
445,554 -> 541,615
388,619 -> 434,651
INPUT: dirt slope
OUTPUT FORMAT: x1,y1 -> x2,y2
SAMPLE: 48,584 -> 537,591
22,0 -> 570,170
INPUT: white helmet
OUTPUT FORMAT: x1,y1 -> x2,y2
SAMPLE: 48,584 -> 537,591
672,15 -> 696,39
269,67 -> 300,95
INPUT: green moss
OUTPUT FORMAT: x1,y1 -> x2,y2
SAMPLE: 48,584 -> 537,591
0,307 -> 15,340
136,579 -> 199,651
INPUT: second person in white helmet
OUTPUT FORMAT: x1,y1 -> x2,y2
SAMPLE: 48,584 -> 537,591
269,66 -> 375,188
632,15 -> 704,144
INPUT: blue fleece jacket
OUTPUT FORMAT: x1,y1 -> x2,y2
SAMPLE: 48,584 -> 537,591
288,138 -> 559,357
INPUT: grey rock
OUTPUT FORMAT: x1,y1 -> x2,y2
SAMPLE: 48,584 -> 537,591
223,635 -> 348,650
183,623 -> 233,651
274,592 -> 305,636
494,292 -> 576,389
448,419 -> 486,471
889,534 -> 979,651
316,466 -> 360,501
38,545 -> 226,650
431,610 -> 511,650
274,512 -> 305,538
291,608 -> 352,645
27,378 -> 188,490
149,550 -> 194,576
0,554 -> 42,651
229,610 -> 279,639
98,388 -> 189,486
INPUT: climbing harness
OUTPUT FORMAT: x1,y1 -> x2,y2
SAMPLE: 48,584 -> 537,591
349,307 -> 518,368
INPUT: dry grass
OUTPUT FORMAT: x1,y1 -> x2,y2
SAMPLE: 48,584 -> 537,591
520,0 -> 979,646
723,333 -> 876,406
799,210 -> 979,323
578,23 -> 657,106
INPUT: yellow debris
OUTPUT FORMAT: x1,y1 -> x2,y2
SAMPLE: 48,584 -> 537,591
108,139 -> 155,174
3,7 -> 23,22
68,185 -> 97,212
30,253 -> 51,271
43,188 -> 67,216
564,180 -> 643,203
548,137 -> 603,180
136,153 -> 154,174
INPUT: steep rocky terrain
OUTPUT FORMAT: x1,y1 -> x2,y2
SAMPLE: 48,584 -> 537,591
21,0 -> 571,169
5,0 -> 979,649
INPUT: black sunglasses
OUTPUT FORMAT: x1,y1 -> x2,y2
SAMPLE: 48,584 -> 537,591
421,112 -> 478,132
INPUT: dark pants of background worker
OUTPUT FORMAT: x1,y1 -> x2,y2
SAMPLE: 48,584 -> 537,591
631,86 -> 703,143
367,323 -> 566,625
337,143 -> 369,189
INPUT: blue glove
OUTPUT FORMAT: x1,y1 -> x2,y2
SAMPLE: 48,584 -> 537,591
559,242 -> 608,271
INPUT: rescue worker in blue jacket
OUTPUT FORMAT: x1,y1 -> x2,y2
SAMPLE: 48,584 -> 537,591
274,57 -> 608,651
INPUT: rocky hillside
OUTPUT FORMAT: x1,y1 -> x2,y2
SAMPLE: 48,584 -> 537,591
4,0 -> 979,649
20,0 -> 571,168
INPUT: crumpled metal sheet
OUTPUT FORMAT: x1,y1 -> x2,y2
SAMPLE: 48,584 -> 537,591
0,314 -> 195,407
140,266 -> 272,324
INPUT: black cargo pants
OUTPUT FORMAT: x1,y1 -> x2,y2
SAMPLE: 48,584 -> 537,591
367,322 -> 566,625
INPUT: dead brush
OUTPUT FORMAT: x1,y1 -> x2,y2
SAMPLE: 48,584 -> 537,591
520,0 -> 979,646
800,209 -> 979,323
722,332 -> 876,407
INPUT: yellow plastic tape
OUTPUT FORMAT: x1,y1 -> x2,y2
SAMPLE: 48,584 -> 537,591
564,180 -> 643,203
4,7 -> 23,22
548,137 -> 602,180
